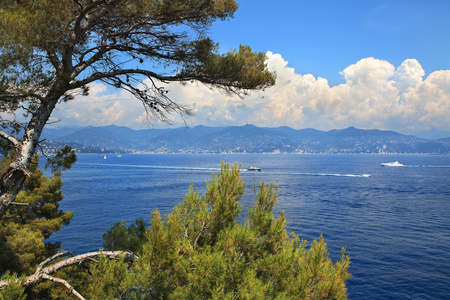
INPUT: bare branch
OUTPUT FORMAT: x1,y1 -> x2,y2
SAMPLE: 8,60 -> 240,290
36,142 -> 51,161
41,274 -> 86,300
36,250 -> 74,272
10,202 -> 30,206
0,129 -> 19,147
72,0 -> 83,10
46,119 -> 62,125
46,48 -> 63,71
0,250 -> 138,292
72,68 -> 177,89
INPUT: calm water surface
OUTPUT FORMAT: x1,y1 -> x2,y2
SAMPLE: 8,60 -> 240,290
50,154 -> 450,299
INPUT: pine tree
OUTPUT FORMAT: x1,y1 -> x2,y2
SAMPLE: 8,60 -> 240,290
94,162 -> 351,299
0,151 -> 73,274
1,161 -> 350,299
103,218 -> 147,253
0,148 -> 76,298
0,0 -> 275,218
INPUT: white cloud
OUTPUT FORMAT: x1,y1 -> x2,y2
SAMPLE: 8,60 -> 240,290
53,53 -> 450,134
393,59 -> 425,93
52,82 -> 148,128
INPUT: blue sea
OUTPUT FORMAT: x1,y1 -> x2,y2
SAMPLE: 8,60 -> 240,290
49,154 -> 450,299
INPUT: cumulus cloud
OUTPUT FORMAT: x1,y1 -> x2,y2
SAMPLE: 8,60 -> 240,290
53,53 -> 450,134
52,82 -> 149,128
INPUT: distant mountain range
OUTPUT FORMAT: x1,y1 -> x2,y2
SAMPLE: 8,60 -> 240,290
40,124 -> 450,154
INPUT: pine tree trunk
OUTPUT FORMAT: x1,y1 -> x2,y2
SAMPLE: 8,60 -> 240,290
0,93 -> 61,218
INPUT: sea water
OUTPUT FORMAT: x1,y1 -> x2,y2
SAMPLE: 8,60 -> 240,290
49,154 -> 450,299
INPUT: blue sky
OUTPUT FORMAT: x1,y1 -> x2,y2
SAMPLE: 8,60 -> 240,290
211,0 -> 449,86
51,0 -> 450,137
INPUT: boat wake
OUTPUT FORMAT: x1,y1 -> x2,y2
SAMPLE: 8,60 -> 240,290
81,163 -> 371,178
402,165 -> 450,168
283,172 -> 371,178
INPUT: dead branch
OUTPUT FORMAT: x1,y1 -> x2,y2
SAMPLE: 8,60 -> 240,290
0,250 -> 138,298
10,202 -> 30,206
41,274 -> 86,300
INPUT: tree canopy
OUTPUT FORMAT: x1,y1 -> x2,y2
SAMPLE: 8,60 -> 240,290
0,151 -> 75,297
97,163 -> 351,298
0,0 -> 276,217
116,163 -> 351,299
1,162 -> 351,299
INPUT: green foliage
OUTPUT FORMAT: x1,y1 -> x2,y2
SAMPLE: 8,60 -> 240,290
45,145 -> 77,176
103,218 -> 148,253
0,0 -> 274,121
0,160 -> 350,299
194,45 -> 276,91
0,151 -> 73,274
83,254 -> 136,300
0,272 -> 27,300
97,162 -> 351,299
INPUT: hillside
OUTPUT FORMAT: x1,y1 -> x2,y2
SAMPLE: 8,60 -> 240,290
40,125 -> 450,154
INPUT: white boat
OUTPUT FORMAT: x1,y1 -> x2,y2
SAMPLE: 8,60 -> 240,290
381,161 -> 404,167
361,174 -> 371,177
247,166 -> 261,172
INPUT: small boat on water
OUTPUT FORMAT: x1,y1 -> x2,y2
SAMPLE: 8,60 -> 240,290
247,166 -> 262,172
381,161 -> 404,167
361,174 -> 371,177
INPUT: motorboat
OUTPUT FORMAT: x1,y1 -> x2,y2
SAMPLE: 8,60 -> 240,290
361,174 -> 371,177
247,166 -> 261,172
381,161 -> 404,167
